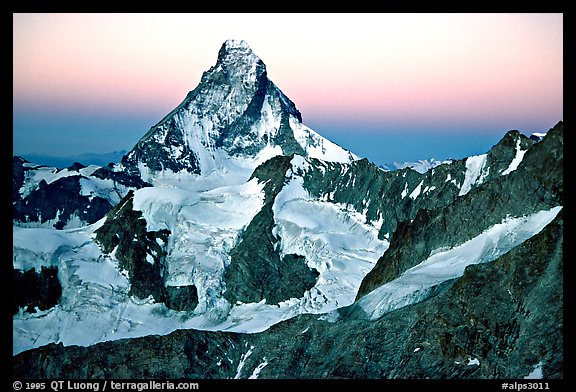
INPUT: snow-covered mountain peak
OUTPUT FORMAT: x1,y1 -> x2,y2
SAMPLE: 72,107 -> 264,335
209,39 -> 265,92
218,39 -> 261,66
222,38 -> 250,49
120,40 -> 357,184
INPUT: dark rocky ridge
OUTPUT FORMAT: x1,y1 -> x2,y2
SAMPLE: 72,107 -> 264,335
357,122 -> 562,299
91,163 -> 152,189
299,156 -> 465,239
121,40 -> 306,178
13,211 -> 563,379
298,127 -> 540,243
12,156 -> 29,202
12,175 -> 113,230
224,155 -> 319,305
11,36 -> 563,380
12,157 -> 150,229
94,191 -> 198,311
484,130 -> 534,175
11,121 -> 562,379
119,39 -> 353,181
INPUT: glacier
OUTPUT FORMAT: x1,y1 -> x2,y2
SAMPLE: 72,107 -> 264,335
14,160 -> 560,355
12,155 -> 388,355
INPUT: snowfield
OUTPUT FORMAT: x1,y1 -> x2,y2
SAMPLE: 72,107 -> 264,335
459,154 -> 488,196
12,156 -> 386,355
501,138 -> 528,176
274,156 -> 389,311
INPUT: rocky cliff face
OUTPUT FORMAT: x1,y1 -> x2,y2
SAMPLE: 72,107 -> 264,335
12,158 -> 113,230
224,155 -> 320,305
12,157 -> 149,229
12,266 -> 62,315
357,122 -> 562,299
94,191 -> 197,312
12,122 -> 563,379
296,128 -> 540,242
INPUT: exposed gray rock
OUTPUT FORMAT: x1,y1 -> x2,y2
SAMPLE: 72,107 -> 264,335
91,162 -> 151,189
11,37 -> 563,382
119,39 -> 354,180
12,175 -> 113,230
120,40 -> 305,177
94,191 -> 197,312
95,190 -> 168,301
356,122 -> 563,299
12,156 -> 149,229
224,155 -> 319,305
483,130 -> 534,176
165,285 -> 199,312
12,156 -> 29,202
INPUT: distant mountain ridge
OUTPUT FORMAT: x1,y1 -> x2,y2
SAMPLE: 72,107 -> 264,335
20,150 -> 127,169
379,158 -> 451,173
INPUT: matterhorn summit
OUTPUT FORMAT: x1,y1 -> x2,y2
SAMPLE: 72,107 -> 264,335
121,39 -> 357,185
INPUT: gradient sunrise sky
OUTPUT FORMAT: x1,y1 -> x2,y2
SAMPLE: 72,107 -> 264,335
13,13 -> 563,165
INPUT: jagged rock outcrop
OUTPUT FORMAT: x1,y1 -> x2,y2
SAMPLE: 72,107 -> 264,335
12,156 -> 28,202
11,37 -> 563,381
13,175 -> 113,229
12,157 -> 150,229
94,191 -> 197,311
95,190 -> 169,301
298,156 -> 467,239
164,285 -> 199,312
296,127 -> 538,242
356,122 -> 562,299
224,155 -> 320,305
91,162 -> 151,189
120,39 -> 356,181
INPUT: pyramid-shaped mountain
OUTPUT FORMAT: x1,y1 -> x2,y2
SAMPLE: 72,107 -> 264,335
121,39 -> 357,182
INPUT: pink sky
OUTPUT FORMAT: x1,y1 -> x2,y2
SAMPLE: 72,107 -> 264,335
13,13 -> 563,159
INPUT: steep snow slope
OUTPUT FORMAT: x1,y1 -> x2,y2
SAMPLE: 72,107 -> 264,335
15,162 -> 131,206
12,39 -> 362,354
13,157 -> 147,229
357,206 -> 562,320
273,156 -> 389,309
13,150 -> 561,355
